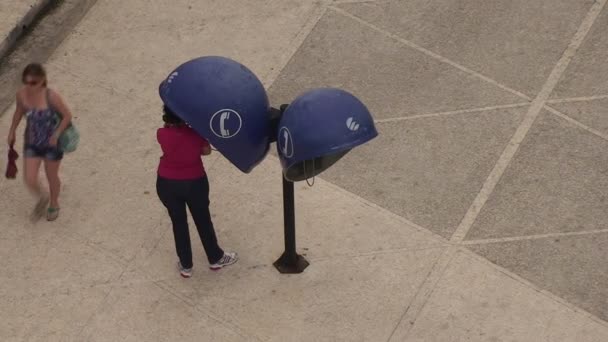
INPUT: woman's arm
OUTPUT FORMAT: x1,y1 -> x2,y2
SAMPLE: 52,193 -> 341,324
7,92 -> 25,145
48,89 -> 73,146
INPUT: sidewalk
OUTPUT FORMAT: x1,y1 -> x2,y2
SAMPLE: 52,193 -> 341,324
1,0 -> 608,341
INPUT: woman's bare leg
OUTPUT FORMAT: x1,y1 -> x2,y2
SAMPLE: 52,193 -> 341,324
24,157 -> 48,221
44,160 -> 61,208
24,157 -> 43,196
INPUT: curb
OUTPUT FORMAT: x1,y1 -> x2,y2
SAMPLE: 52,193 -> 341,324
0,0 -> 55,61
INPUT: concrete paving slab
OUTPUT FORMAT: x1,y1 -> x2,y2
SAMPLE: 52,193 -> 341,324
320,107 -> 526,238
158,247 -> 443,342
0,285 -> 111,342
50,0 -> 322,96
269,9 -> 525,120
466,111 -> 608,240
79,282 -> 245,342
552,6 -> 608,98
0,229 -> 124,299
397,250 -> 608,342
550,99 -> 608,137
338,0 -> 594,97
469,233 -> 608,322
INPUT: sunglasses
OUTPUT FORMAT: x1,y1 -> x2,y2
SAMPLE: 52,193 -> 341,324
24,80 -> 41,86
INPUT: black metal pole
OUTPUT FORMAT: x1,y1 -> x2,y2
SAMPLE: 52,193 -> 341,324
282,176 -> 297,261
273,176 -> 309,273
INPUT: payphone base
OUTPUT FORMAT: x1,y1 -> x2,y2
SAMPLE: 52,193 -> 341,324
273,253 -> 310,274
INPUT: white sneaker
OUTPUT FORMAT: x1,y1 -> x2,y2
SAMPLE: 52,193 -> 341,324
210,252 -> 238,271
177,262 -> 192,278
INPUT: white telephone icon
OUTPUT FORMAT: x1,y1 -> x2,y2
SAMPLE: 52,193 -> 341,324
220,111 -> 230,137
282,130 -> 289,155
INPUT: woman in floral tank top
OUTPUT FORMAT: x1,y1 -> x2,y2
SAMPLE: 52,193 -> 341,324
7,63 -> 73,222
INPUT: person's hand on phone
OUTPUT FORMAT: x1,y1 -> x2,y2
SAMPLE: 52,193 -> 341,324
202,144 -> 212,156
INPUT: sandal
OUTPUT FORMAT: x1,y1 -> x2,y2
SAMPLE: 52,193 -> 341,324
46,207 -> 60,221
30,195 -> 49,223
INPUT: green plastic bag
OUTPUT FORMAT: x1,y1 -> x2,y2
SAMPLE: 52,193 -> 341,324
57,121 -> 79,153
48,90 -> 79,153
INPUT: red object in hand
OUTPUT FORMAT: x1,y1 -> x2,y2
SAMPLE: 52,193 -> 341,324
5,143 -> 18,179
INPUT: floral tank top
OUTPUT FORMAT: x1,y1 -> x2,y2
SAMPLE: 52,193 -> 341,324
24,96 -> 58,148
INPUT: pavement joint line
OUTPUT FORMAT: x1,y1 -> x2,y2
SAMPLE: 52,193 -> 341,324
263,5 -> 327,88
308,244 -> 449,262
449,0 -> 607,243
152,280 -> 264,342
544,104 -> 608,142
125,219 -> 172,272
331,0 -> 379,5
460,228 -> 608,246
546,94 -> 608,104
329,5 -> 534,102
374,102 -> 531,123
67,231 -> 130,267
74,284 -> 118,340
460,248 -> 608,330
387,246 -> 457,342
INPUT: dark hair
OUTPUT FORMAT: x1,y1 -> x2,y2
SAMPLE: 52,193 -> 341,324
22,63 -> 47,86
162,105 -> 184,125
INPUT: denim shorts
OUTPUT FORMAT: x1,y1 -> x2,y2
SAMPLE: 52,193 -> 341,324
24,145 -> 63,161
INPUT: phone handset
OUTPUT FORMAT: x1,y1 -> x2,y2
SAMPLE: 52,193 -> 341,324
220,111 -> 230,137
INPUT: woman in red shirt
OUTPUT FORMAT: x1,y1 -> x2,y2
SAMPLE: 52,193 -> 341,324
156,106 -> 237,278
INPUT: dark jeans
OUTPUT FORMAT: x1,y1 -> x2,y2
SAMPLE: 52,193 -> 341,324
156,175 -> 223,268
